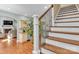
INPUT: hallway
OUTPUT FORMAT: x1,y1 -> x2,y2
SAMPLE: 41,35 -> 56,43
0,38 -> 33,54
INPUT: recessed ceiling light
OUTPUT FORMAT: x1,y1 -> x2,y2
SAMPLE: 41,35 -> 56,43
44,6 -> 48,9
8,8 -> 11,10
24,14 -> 27,16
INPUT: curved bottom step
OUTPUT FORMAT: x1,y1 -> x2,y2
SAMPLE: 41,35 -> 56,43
42,44 -> 79,54
41,48 -> 55,54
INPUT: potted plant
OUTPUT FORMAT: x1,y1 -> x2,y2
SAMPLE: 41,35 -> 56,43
25,18 -> 33,41
21,18 -> 43,43
39,20 -> 43,45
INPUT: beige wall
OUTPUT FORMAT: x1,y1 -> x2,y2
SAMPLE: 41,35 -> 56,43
76,4 -> 79,10
60,4 -> 71,7
53,4 -> 74,18
53,4 -> 60,19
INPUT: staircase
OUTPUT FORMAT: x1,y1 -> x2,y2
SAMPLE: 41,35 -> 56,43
41,5 -> 79,54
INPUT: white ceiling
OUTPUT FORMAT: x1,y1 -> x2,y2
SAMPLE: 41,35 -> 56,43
0,4 -> 50,17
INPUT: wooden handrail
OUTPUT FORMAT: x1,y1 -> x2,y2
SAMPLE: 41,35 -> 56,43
38,4 -> 53,46
39,4 -> 53,20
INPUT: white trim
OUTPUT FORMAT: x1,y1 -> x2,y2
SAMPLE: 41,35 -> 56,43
50,27 -> 79,33
41,48 -> 55,54
32,15 -> 40,54
32,50 -> 40,54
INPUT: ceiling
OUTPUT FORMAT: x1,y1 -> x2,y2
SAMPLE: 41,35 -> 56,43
0,4 -> 50,17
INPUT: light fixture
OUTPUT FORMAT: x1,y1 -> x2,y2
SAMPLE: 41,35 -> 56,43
24,14 -> 27,16
8,8 -> 11,10
44,6 -> 48,9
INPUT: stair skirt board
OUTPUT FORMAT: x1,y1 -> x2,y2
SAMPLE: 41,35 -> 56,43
49,32 -> 79,41
55,18 -> 79,22
50,28 -> 79,33
55,22 -> 79,26
46,39 -> 79,52
41,48 -> 55,54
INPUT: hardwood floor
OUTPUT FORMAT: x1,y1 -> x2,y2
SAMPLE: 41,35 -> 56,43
0,38 -> 33,54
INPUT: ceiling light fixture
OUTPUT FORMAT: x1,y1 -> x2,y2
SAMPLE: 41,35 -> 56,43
8,8 -> 11,10
44,6 -> 48,9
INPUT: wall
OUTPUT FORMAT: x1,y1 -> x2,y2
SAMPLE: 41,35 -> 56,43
0,10 -> 31,28
53,4 -> 60,18
60,4 -> 72,8
0,10 -> 21,28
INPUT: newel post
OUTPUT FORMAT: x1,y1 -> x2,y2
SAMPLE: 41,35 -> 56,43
32,15 -> 40,54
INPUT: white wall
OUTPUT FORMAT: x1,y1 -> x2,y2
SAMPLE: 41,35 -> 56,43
60,4 -> 72,8
0,10 -> 31,28
0,10 -> 20,28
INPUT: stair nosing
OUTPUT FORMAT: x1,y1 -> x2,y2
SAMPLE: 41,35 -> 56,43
58,10 -> 78,15
50,26 -> 79,28
47,36 -> 79,46
56,16 -> 79,20
55,20 -> 79,23
58,12 -> 79,17
48,30 -> 79,35
43,44 -> 79,54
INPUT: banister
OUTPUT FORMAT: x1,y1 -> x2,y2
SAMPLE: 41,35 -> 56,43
38,4 -> 53,46
39,4 -> 53,20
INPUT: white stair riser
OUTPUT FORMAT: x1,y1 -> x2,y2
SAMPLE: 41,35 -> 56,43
46,39 -> 79,52
58,12 -> 79,17
50,27 -> 79,33
59,8 -> 77,12
49,32 -> 79,41
41,48 -> 55,54
55,22 -> 79,26
55,18 -> 79,22
58,10 -> 77,14
56,14 -> 79,19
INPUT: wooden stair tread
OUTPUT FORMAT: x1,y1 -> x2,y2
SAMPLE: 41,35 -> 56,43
57,15 -> 79,19
48,30 -> 79,35
47,36 -> 79,46
58,12 -> 79,17
55,20 -> 79,23
59,9 -> 77,12
43,44 -> 79,54
56,16 -> 79,20
50,26 -> 79,28
58,10 -> 78,15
